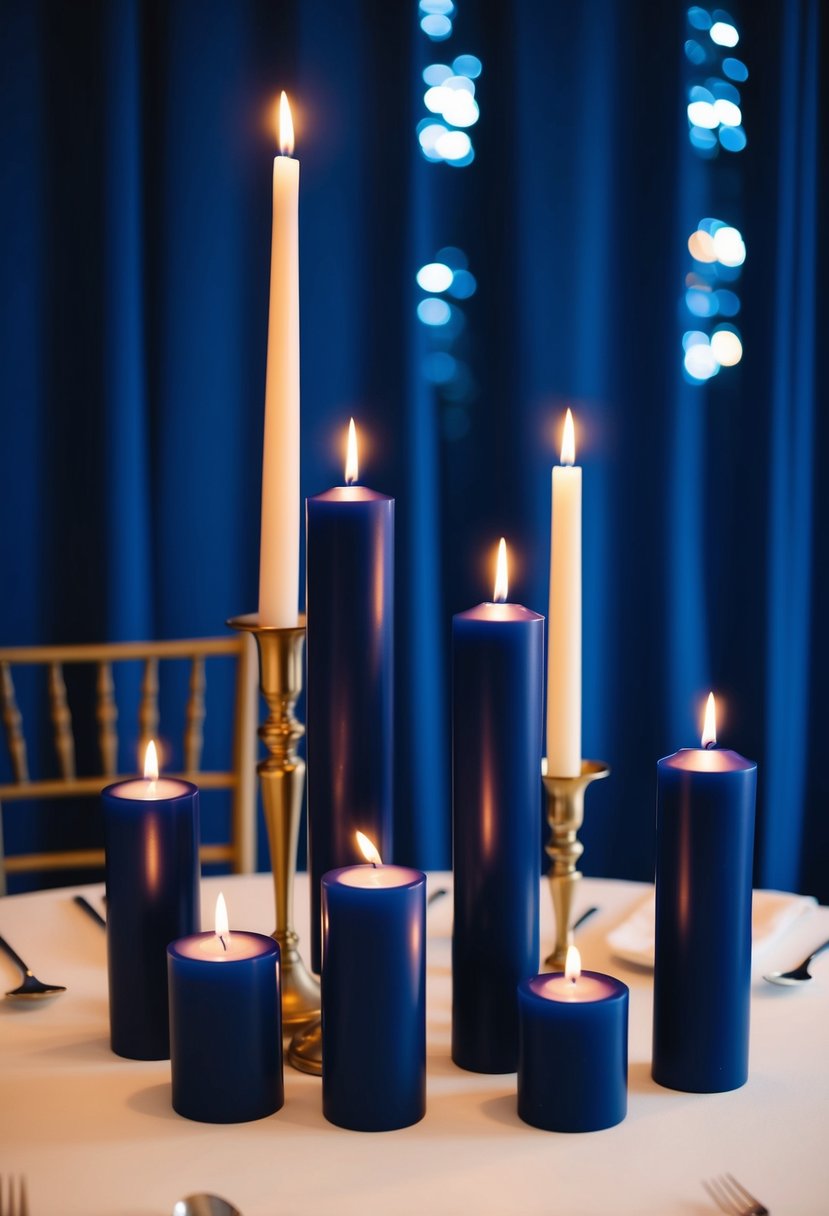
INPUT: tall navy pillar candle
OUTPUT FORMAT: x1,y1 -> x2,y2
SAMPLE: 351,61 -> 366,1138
452,540 -> 544,1073
322,861 -> 426,1132
168,898 -> 283,1123
517,951 -> 628,1132
103,751 -> 199,1060
652,694 -> 757,1093
306,422 -> 394,974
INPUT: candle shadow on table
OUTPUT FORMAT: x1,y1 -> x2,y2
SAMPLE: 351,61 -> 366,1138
127,1082 -> 181,1121
627,1060 -> 664,1094
479,1094 -> 522,1128
31,1031 -> 112,1065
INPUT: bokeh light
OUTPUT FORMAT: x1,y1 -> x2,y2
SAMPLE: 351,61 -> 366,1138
423,63 -> 452,86
417,297 -> 452,326
684,340 -> 720,381
712,225 -> 746,266
421,13 -> 452,40
417,262 -> 454,293
688,230 -> 716,262
435,130 -> 472,161
453,54 -> 482,78
448,269 -> 477,298
722,57 -> 748,82
710,21 -> 739,47
711,327 -> 743,366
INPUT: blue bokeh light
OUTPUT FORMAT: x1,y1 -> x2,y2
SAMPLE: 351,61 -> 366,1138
417,297 -> 452,326
453,54 -> 482,79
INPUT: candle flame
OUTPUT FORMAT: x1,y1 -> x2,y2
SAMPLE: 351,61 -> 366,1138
561,408 -> 576,466
215,891 -> 230,949
279,91 -> 295,156
345,417 -> 359,485
701,691 -> 717,748
356,830 -> 382,866
564,943 -> 581,983
143,739 -> 159,781
493,537 -> 509,603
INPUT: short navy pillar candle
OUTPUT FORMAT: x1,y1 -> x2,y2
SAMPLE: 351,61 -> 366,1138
322,859 -> 426,1132
103,755 -> 199,1061
653,696 -> 757,1094
452,541 -> 544,1073
517,955 -> 628,1133
168,904 -> 283,1124
306,426 -> 394,974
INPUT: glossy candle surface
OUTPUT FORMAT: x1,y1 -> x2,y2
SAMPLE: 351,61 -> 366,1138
259,94 -> 300,627
306,483 -> 394,973
322,864 -> 425,1132
653,745 -> 757,1093
168,931 -> 283,1123
452,598 -> 544,1073
518,971 -> 628,1132
103,778 -> 200,1060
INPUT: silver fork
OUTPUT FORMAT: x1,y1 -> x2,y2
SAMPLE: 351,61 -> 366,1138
0,1176 -> 29,1216
703,1174 -> 769,1215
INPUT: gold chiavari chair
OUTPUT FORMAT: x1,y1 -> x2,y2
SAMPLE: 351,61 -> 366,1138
0,636 -> 258,895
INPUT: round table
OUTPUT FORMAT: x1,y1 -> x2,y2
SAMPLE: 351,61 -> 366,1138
1,873 -> 826,1215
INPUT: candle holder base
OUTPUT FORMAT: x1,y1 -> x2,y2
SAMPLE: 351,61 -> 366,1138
227,614 -> 320,1031
542,759 -> 610,969
288,1017 -> 322,1076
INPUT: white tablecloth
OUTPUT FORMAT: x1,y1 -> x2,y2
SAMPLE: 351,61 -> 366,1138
1,874 -> 827,1215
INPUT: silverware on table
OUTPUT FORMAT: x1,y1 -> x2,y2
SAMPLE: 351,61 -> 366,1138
703,1173 -> 769,1215
763,936 -> 829,986
0,1174 -> 30,1216
173,1194 -> 241,1216
73,894 -> 106,929
0,934 -> 66,1001
572,905 -> 599,932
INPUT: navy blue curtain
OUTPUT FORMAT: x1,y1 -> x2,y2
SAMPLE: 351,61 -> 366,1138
1,1 -> 825,896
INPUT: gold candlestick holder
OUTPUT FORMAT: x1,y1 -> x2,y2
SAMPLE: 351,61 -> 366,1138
542,759 -> 610,968
227,613 -> 320,1031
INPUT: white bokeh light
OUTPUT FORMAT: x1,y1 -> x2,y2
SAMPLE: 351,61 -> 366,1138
712,226 -> 746,267
416,263 -> 453,293
711,329 -> 743,366
684,342 -> 720,381
687,101 -> 718,129
435,130 -> 472,161
710,21 -> 739,47
713,98 -> 742,127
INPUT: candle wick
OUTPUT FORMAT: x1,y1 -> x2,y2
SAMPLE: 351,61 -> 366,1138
219,934 -> 228,952
704,742 -> 716,751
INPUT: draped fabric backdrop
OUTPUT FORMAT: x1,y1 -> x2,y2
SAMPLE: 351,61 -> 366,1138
1,0 -> 826,896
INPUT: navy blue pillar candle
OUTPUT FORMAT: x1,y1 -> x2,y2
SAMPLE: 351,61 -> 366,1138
306,423 -> 394,974
322,858 -> 426,1131
652,695 -> 757,1093
168,897 -> 283,1123
517,952 -> 628,1132
452,541 -> 544,1073
103,752 -> 200,1060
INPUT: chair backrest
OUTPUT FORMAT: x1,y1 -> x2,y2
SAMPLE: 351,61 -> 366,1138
0,635 -> 258,894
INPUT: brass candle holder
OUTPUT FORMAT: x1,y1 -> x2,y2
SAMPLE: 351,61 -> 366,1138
542,759 -> 610,968
227,613 -> 320,1031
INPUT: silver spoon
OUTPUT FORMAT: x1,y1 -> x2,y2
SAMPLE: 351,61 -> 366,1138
173,1195 -> 241,1216
0,933 -> 66,1000
763,937 -> 829,986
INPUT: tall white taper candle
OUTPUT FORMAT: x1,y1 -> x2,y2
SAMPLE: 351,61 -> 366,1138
546,408 -> 581,777
258,91 -> 300,626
